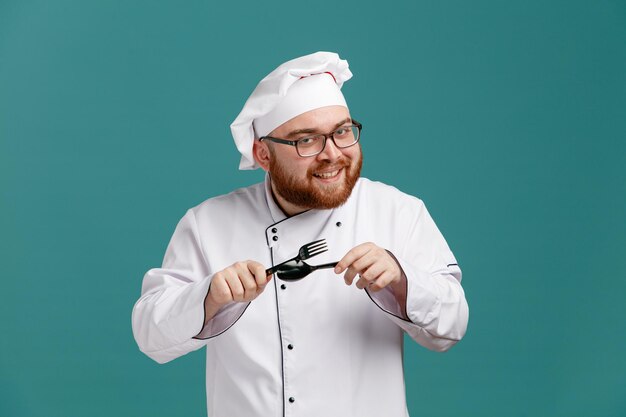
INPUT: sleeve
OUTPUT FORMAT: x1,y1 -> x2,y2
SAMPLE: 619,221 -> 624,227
131,209 -> 248,364
366,199 -> 469,352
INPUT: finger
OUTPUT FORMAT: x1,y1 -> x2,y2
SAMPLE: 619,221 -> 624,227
355,274 -> 376,290
355,270 -> 378,289
343,251 -> 379,286
359,261 -> 386,284
355,261 -> 387,290
369,271 -> 395,292
225,270 -> 246,302
348,252 -> 378,277
335,243 -> 374,274
209,273 -> 234,305
248,261 -> 270,288
344,266 -> 359,285
234,262 -> 259,300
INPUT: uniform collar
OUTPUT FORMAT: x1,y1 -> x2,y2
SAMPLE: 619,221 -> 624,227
262,173 -> 351,251
264,173 -> 289,224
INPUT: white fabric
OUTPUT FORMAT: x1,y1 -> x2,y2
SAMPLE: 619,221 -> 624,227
132,176 -> 469,417
230,51 -> 352,170
253,73 -> 347,139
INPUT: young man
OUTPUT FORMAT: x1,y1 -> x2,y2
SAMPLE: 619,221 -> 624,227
132,51 -> 469,417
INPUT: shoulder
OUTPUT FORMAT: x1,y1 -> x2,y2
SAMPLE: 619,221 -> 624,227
188,182 -> 266,222
352,177 -> 425,212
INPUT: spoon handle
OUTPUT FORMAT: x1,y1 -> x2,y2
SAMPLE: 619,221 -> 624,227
266,256 -> 298,276
314,262 -> 339,270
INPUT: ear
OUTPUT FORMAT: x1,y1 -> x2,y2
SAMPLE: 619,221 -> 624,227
253,140 -> 271,171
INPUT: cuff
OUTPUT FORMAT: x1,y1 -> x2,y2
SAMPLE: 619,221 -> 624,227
193,300 -> 250,340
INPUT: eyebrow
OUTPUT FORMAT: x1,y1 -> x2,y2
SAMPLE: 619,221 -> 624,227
285,118 -> 352,138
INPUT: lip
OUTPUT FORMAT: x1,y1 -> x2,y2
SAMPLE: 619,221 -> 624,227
312,167 -> 344,183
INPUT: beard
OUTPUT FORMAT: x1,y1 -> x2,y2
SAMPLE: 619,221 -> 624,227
268,148 -> 363,211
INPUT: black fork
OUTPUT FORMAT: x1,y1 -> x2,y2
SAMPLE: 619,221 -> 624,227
266,239 -> 328,277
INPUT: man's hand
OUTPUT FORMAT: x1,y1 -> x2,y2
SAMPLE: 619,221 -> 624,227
204,261 -> 270,323
335,243 -> 408,314
334,242 -> 403,292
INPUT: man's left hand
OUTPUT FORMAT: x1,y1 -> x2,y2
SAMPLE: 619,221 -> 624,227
334,242 -> 403,292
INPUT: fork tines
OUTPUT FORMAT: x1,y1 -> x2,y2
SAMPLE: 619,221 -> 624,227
305,239 -> 328,257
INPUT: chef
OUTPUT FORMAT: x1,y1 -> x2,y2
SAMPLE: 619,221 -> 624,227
132,51 -> 469,417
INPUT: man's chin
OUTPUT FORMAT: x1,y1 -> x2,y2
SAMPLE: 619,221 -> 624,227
311,179 -> 345,195
309,181 -> 353,209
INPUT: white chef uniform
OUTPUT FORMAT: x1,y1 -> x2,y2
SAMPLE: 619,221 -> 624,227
132,173 -> 469,417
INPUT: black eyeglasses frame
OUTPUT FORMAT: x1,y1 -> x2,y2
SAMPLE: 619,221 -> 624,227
259,119 -> 362,157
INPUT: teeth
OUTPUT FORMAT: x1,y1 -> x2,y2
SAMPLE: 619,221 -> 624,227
315,170 -> 339,179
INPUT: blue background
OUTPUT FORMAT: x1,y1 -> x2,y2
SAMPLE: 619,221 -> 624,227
1,1 -> 625,416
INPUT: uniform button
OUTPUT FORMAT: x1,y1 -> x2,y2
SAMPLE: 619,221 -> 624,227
289,397 -> 295,403
287,344 -> 293,350
272,236 -> 278,241
336,221 -> 342,227
280,284 -> 286,290
271,227 -> 277,233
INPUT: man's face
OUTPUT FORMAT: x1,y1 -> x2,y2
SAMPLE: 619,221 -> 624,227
264,105 -> 362,213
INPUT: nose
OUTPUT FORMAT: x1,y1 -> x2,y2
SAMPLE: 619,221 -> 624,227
316,137 -> 342,161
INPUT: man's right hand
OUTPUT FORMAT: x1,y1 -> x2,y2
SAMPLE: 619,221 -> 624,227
203,261 -> 271,322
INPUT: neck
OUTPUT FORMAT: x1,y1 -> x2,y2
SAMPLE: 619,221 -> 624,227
269,181 -> 308,217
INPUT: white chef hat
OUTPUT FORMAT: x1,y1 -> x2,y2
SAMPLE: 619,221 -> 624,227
230,51 -> 353,170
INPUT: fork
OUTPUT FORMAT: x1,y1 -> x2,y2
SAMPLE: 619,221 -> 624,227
265,239 -> 328,277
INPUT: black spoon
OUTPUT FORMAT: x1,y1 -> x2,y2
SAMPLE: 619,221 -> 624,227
276,259 -> 339,281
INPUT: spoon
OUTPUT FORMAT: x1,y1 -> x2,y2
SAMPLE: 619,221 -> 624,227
265,239 -> 328,277
276,259 -> 339,281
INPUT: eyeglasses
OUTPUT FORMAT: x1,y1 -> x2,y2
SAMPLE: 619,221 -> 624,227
259,120 -> 362,157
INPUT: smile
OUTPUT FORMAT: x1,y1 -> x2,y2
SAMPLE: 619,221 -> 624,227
313,169 -> 341,179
